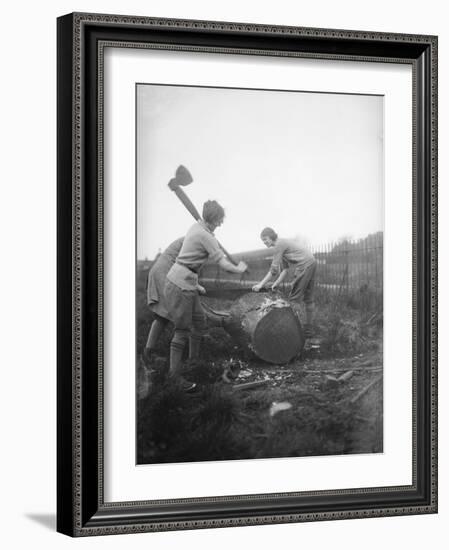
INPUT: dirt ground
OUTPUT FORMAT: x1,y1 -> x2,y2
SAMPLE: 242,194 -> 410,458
136,268 -> 383,464
220,347 -> 383,458
137,328 -> 383,464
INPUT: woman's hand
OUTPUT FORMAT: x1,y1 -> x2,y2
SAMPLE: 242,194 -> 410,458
252,284 -> 262,292
197,284 -> 206,295
236,261 -> 248,273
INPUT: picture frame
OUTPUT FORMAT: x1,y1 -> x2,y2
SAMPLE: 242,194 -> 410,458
57,12 -> 437,536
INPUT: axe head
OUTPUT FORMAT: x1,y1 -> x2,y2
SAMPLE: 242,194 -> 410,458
168,165 -> 193,190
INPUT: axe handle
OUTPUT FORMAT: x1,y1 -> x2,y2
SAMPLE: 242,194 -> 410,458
170,184 -> 240,268
171,185 -> 202,221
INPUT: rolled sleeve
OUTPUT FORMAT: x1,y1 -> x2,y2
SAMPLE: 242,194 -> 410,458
201,233 -> 225,263
270,244 -> 285,275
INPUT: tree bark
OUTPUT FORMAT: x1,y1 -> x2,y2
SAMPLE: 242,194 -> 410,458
224,292 -> 304,364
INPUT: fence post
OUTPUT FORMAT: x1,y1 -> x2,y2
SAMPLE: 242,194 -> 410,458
345,244 -> 349,295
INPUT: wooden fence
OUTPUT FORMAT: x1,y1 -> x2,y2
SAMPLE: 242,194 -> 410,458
312,233 -> 383,292
139,232 -> 383,310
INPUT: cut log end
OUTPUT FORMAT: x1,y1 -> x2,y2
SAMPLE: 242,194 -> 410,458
226,292 -> 304,364
253,306 -> 304,363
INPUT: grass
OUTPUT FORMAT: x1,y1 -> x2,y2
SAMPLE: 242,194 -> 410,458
137,381 -> 253,463
137,366 -> 383,464
136,268 -> 383,464
310,288 -> 383,357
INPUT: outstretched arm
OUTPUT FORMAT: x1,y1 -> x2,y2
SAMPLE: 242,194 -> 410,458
271,268 -> 288,291
252,270 -> 274,292
218,256 -> 248,274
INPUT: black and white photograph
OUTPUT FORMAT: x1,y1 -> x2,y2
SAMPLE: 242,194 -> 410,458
50,5 -> 439,541
136,83 -> 384,465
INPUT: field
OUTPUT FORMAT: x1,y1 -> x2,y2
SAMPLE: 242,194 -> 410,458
136,259 -> 383,465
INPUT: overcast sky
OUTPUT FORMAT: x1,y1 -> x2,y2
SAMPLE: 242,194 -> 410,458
137,84 -> 383,260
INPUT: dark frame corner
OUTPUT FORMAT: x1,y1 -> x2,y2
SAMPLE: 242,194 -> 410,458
57,12 -> 437,537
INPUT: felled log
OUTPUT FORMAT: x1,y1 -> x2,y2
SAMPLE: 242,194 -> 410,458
224,292 -> 304,364
199,250 -> 277,299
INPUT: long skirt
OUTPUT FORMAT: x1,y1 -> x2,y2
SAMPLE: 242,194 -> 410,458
163,279 -> 207,331
146,254 -> 174,321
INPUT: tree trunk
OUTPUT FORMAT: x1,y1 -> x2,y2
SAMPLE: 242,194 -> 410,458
224,292 -> 304,364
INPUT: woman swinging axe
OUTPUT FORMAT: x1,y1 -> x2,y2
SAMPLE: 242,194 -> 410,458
164,200 -> 248,392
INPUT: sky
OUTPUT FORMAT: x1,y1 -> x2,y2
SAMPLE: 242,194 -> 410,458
137,84 -> 383,260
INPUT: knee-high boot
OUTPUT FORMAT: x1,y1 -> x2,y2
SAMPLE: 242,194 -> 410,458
169,329 -> 189,376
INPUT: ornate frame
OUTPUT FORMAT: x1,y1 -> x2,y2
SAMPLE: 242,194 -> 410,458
57,12 -> 437,536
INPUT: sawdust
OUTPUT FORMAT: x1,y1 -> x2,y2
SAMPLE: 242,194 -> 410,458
257,296 -> 291,314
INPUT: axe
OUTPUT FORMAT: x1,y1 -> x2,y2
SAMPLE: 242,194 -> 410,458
168,165 -> 240,267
